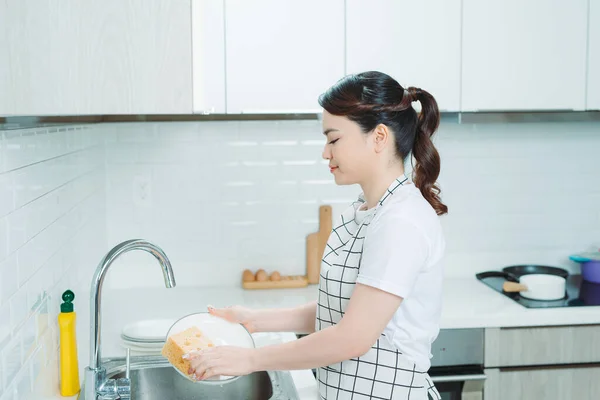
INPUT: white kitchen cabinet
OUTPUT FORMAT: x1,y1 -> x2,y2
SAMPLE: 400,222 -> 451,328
588,0 -> 600,110
461,0 -> 588,111
484,366 -> 600,400
3,0 -> 192,116
345,0 -> 461,112
224,0 -> 345,114
191,0 -> 226,114
0,0 -> 12,116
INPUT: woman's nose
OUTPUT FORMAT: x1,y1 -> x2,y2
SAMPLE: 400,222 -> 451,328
322,144 -> 331,160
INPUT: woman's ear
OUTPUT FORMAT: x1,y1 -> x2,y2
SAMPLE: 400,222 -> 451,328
372,124 -> 390,153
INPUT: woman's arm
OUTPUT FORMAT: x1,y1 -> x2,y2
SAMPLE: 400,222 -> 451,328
189,284 -> 402,379
251,284 -> 402,371
251,300 -> 317,334
209,301 -> 317,334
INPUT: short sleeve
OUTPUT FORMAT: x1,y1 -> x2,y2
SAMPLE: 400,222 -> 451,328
356,212 -> 429,299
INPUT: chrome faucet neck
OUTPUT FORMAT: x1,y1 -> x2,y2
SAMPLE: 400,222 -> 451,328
85,239 -> 176,399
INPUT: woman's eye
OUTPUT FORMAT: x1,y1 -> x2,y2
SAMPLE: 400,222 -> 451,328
329,139 -> 339,145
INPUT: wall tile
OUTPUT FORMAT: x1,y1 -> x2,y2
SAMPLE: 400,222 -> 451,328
0,125 -> 106,397
0,255 -> 18,306
104,120 -> 600,287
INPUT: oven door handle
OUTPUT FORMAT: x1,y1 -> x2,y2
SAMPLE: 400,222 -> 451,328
431,373 -> 487,383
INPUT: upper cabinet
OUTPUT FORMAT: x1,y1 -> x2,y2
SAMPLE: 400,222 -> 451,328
192,0 -> 226,114
588,0 -> 600,110
345,0 -> 461,112
2,1 -> 598,116
0,3 -> 12,116
2,0 -> 193,117
461,0 -> 588,111
223,0 -> 345,114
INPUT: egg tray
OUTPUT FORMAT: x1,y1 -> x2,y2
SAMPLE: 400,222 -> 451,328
241,272 -> 309,290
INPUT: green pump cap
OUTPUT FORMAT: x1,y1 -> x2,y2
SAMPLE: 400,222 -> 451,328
61,290 -> 75,313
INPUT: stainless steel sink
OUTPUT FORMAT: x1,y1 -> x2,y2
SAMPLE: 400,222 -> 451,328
78,355 -> 300,400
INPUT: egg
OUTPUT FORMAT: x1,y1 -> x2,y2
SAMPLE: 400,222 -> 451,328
270,271 -> 281,281
255,269 -> 268,281
242,269 -> 255,282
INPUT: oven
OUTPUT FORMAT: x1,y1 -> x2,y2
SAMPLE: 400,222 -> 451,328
428,328 -> 486,400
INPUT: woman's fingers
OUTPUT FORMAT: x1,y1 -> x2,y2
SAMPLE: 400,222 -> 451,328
187,349 -> 221,380
207,305 -> 235,322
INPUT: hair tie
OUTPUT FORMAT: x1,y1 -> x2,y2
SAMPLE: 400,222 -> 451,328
406,87 -> 420,102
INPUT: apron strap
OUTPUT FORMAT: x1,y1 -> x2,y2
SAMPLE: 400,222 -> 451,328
425,374 -> 441,400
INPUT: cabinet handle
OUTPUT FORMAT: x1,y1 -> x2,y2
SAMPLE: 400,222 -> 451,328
431,373 -> 487,383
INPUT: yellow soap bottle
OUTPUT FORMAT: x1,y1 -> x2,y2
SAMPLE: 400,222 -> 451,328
58,289 -> 80,396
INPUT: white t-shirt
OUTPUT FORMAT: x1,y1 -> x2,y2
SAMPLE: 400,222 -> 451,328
354,182 -> 445,371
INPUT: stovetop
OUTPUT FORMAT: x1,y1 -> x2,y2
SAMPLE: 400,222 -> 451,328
476,273 -> 600,308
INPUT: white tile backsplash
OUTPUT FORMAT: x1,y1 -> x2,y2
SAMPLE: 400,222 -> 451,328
102,119 -> 600,289
0,125 -> 106,399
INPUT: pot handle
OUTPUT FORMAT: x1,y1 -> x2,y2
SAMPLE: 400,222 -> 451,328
502,281 -> 528,292
476,271 -> 519,282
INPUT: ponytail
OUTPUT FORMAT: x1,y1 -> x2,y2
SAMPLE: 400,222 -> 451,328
406,87 -> 448,216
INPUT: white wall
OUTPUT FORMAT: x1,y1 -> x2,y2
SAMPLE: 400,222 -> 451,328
0,125 -> 106,399
103,119 -> 600,289
103,120 -> 360,289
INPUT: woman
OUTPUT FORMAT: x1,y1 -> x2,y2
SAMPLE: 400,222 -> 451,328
188,71 -> 447,400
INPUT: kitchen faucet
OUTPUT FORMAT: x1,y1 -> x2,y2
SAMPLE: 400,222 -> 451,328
83,239 -> 176,399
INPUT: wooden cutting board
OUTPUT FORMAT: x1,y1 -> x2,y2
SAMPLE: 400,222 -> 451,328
306,205 -> 332,284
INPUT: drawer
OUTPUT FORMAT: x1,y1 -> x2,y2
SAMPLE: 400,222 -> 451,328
484,325 -> 600,367
484,365 -> 600,400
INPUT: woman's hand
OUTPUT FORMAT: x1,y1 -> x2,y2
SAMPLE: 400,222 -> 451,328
208,305 -> 257,333
186,346 -> 258,380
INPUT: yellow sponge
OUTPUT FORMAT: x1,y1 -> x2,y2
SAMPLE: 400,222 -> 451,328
161,326 -> 214,378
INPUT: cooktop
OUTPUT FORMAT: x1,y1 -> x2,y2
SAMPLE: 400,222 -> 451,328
476,273 -> 600,308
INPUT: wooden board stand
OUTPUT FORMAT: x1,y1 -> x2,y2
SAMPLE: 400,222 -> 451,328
241,274 -> 308,290
241,204 -> 332,290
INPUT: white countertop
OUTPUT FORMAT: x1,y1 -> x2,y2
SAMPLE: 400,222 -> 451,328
44,276 -> 600,399
440,276 -> 600,329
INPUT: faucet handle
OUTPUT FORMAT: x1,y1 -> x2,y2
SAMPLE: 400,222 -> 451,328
116,348 -> 131,399
97,378 -> 118,399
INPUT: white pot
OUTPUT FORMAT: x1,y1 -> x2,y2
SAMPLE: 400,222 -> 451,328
510,274 -> 566,301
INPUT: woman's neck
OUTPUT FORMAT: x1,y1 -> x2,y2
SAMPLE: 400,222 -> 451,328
360,166 -> 406,209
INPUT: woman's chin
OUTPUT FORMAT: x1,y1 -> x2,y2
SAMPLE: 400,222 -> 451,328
333,173 -> 355,186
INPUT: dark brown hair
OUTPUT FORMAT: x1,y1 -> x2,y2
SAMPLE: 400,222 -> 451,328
318,71 -> 448,216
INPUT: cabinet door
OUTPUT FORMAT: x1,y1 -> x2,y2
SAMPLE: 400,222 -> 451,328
484,366 -> 600,400
5,0 -> 192,116
485,325 -> 600,367
0,0 -> 13,116
346,0 -> 461,112
192,0 -> 226,114
462,0 -> 588,111
588,0 -> 600,110
224,0 -> 344,114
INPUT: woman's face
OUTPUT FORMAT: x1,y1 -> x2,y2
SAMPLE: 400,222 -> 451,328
321,110 -> 378,186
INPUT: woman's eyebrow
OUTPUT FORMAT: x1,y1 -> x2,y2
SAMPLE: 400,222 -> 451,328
323,128 -> 339,136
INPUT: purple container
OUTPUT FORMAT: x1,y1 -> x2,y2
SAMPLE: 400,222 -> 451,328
579,280 -> 600,305
581,260 -> 600,284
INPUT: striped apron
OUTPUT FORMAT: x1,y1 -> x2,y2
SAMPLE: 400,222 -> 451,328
315,177 -> 441,400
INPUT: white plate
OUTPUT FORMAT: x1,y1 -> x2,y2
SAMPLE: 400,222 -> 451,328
164,312 -> 255,384
121,319 -> 175,341
120,334 -> 164,344
119,342 -> 162,354
121,338 -> 164,349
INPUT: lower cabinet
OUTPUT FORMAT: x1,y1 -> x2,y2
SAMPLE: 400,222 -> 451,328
484,365 -> 600,400
484,326 -> 600,400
